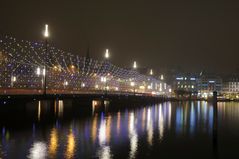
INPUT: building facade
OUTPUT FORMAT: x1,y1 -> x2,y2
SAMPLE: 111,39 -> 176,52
223,76 -> 239,99
174,76 -> 198,92
197,75 -> 223,98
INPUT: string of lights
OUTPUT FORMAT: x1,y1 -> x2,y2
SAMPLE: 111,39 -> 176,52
0,35 -> 170,95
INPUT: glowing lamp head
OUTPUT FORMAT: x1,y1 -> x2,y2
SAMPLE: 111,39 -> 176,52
150,69 -> 153,75
71,65 -> 75,69
133,61 -> 137,69
105,49 -> 109,59
12,76 -> 16,82
44,24 -> 49,38
36,67 -> 41,75
42,68 -> 46,76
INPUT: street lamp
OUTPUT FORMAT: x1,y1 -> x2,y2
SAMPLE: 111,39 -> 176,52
130,81 -> 136,95
133,61 -> 137,69
36,67 -> 41,76
64,80 -> 68,89
105,49 -> 109,59
132,61 -> 138,95
103,49 -> 110,96
43,24 -> 49,96
11,75 -> 16,87
101,76 -> 107,95
150,69 -> 153,75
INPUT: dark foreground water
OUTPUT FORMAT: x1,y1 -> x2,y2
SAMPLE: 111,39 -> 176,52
0,100 -> 239,159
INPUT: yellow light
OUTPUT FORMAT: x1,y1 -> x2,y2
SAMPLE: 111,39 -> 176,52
105,49 -> 109,59
36,67 -> 41,75
65,130 -> 75,159
81,83 -> 85,87
133,61 -> 137,69
139,86 -> 145,89
44,24 -> 49,38
49,128 -> 58,158
150,69 -> 153,75
101,77 -> 106,83
43,68 -> 46,76
12,76 -> 16,82
151,91 -> 156,95
130,82 -> 135,87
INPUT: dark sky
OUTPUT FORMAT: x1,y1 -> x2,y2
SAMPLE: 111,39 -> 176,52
1,0 -> 239,74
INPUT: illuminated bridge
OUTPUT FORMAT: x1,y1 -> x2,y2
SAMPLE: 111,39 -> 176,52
0,35 -> 171,97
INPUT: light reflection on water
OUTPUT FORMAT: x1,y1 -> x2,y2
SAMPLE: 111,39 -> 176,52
28,142 -> 47,159
48,128 -> 58,158
65,129 -> 75,159
128,112 -> 138,159
0,101 -> 239,158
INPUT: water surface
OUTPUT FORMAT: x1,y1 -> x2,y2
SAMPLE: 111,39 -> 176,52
0,100 -> 239,159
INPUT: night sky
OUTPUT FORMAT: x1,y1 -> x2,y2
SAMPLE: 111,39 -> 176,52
1,0 -> 239,74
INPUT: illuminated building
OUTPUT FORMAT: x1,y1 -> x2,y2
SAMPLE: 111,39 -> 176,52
223,75 -> 239,99
174,75 -> 198,92
197,75 -> 223,97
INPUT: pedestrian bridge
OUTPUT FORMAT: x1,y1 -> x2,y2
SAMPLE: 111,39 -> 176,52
0,35 -> 171,97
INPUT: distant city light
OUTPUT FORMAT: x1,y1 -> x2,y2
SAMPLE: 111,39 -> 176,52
176,77 -> 184,80
209,80 -> 215,83
169,88 -> 172,93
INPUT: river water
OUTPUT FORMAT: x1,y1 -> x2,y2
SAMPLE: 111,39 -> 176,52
0,100 -> 239,159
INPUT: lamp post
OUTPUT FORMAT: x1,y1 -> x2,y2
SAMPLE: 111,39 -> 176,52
104,49 -> 109,96
11,75 -> 16,87
105,49 -> 109,59
130,81 -> 135,95
133,61 -> 137,69
132,61 -> 137,95
150,69 -> 153,75
43,24 -> 49,96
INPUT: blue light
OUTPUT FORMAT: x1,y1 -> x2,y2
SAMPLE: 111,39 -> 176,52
176,77 -> 183,80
